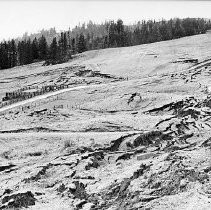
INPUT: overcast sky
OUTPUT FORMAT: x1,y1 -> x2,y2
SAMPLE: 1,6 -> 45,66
0,0 -> 211,41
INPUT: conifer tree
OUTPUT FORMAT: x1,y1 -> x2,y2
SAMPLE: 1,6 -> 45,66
25,39 -> 33,64
108,21 -> 117,47
0,18 -> 211,70
63,32 -> 68,55
17,41 -> 24,65
11,39 -> 17,67
77,33 -> 87,53
116,19 -> 125,47
32,38 -> 39,60
0,42 -> 9,69
71,38 -> 76,53
49,37 -> 58,60
38,35 -> 48,59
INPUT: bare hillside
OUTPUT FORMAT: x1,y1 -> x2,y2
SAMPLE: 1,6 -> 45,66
1,34 -> 211,210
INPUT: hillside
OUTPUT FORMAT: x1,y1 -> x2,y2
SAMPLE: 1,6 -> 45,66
1,33 -> 211,209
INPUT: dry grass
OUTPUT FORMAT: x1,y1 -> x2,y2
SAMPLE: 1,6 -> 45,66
0,150 -> 11,159
63,139 -> 75,150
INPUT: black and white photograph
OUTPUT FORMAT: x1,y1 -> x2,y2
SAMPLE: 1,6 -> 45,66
1,0 -> 211,209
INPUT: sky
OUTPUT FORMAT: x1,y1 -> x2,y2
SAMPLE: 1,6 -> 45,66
0,0 -> 211,41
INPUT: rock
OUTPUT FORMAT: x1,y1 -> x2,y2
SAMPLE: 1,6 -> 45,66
118,178 -> 131,198
0,191 -> 36,209
57,183 -> 66,193
85,157 -> 100,170
2,189 -> 12,195
116,153 -> 132,162
0,164 -> 16,172
207,86 -> 211,93
75,199 -> 87,208
34,192 -> 44,196
71,181 -> 87,199
137,152 -> 157,161
133,131 -> 164,147
180,178 -> 188,187
82,202 -> 95,210
67,183 -> 77,191
132,164 -> 150,179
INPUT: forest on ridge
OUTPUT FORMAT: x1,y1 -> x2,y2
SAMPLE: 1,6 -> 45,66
0,18 -> 210,70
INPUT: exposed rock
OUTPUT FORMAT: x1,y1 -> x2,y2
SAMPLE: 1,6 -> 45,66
24,163 -> 52,183
67,183 -> 77,192
75,199 -> 87,209
128,93 -> 142,104
137,152 -> 158,161
180,178 -> 189,187
173,58 -> 198,63
0,164 -> 16,172
132,164 -> 150,179
71,181 -> 88,199
2,189 -> 12,196
57,183 -> 66,193
85,157 -> 100,170
0,191 -> 36,209
82,202 -> 95,210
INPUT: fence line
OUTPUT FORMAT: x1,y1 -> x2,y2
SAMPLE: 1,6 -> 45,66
0,84 -> 73,109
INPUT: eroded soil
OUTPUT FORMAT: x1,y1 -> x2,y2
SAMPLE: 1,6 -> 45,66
1,33 -> 211,209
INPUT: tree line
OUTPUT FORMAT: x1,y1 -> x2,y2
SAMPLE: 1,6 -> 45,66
0,18 -> 210,70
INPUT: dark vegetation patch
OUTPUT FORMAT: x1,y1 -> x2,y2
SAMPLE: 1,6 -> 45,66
43,56 -> 71,66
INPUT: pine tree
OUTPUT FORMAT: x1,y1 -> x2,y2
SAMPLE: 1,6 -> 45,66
108,21 -> 117,47
103,35 -> 109,48
77,33 -> 86,53
173,19 -> 185,38
17,41 -> 24,65
49,37 -> 58,60
116,19 -> 125,47
63,32 -> 68,55
152,24 -> 162,42
1,42 -> 9,69
133,27 -> 141,45
1,18 -> 211,70
11,39 -> 17,67
38,35 -> 48,59
0,44 -> 3,69
140,21 -> 149,44
58,32 -> 65,57
32,38 -> 39,60
67,30 -> 71,50
0,42 -> 8,69
71,38 -> 76,54
25,39 -> 33,64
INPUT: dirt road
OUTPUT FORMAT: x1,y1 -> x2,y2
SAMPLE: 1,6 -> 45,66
0,83 -> 108,113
